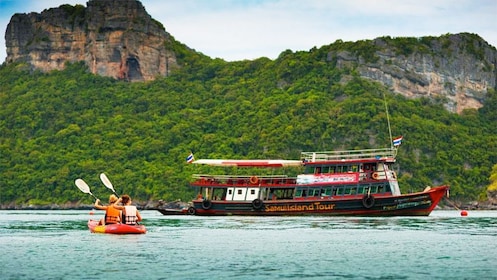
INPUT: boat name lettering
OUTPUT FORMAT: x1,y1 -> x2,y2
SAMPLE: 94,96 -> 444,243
394,195 -> 430,204
265,202 -> 335,212
383,200 -> 431,210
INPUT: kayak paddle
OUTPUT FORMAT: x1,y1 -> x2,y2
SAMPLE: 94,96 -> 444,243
100,173 -> 119,197
75,178 -> 99,201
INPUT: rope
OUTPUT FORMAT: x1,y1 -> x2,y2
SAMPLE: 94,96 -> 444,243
443,197 -> 461,210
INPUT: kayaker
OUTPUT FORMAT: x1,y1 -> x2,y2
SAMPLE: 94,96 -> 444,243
94,194 -> 121,225
113,194 -> 142,225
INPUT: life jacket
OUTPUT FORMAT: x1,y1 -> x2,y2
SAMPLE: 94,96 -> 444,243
105,205 -> 121,224
122,205 -> 138,225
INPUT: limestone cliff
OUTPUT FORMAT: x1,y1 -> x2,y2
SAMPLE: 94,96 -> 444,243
5,0 -> 180,81
4,1 -> 497,112
328,33 -> 497,113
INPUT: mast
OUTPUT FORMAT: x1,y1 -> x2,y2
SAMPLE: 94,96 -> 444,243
382,90 -> 395,152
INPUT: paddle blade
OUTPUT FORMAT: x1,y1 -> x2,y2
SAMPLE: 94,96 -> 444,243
100,173 -> 117,194
75,179 -> 91,194
75,178 -> 99,201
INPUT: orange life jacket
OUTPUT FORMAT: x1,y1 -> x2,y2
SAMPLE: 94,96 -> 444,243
105,205 -> 121,224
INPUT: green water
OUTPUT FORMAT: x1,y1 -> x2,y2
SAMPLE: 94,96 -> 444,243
1,210 -> 496,279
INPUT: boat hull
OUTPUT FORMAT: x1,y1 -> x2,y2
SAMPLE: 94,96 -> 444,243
157,208 -> 189,215
87,220 -> 146,234
190,185 -> 449,216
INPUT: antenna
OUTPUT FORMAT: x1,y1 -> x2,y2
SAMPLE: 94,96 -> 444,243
382,90 -> 394,151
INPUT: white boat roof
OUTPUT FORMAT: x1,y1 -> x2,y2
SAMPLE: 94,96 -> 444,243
192,159 -> 303,167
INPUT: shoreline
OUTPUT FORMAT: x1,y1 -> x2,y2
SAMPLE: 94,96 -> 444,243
0,200 -> 189,211
1,200 -> 496,211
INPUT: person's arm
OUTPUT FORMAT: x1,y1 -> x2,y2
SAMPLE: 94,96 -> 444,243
136,210 -> 142,222
94,199 -> 106,210
112,197 -> 124,210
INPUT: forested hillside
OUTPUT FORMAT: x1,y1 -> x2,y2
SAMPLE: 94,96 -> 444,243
1,40 -> 497,208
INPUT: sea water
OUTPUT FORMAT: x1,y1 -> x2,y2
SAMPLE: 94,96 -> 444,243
0,210 -> 496,280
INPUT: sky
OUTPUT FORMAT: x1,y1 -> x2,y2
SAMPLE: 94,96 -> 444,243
0,0 -> 496,63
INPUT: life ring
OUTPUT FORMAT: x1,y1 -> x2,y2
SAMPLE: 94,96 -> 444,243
362,194 -> 375,209
252,199 -> 264,210
372,172 -> 380,180
187,206 -> 196,215
249,176 -> 259,185
201,199 -> 212,210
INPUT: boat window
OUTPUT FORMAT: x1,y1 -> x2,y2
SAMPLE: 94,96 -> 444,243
315,167 -> 321,174
385,184 -> 391,193
323,187 -> 332,196
358,186 -> 368,194
212,188 -> 226,200
314,189 -> 321,196
237,189 -> 243,195
307,188 -> 319,197
344,187 -> 356,195
250,189 -> 256,195
337,187 -> 344,196
321,166 -> 330,173
351,165 -> 358,172
295,188 -> 304,197
284,189 -> 294,199
332,188 -> 337,196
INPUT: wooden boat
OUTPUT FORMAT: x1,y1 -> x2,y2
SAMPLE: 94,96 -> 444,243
187,148 -> 449,216
156,208 -> 189,215
87,219 -> 146,234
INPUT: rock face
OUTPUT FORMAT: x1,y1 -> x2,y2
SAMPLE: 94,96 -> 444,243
329,34 -> 497,113
4,1 -> 497,112
5,0 -> 178,81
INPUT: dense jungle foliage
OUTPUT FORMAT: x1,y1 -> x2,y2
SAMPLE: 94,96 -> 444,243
1,41 -> 497,207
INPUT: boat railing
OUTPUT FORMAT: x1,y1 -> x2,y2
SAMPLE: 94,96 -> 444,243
192,174 -> 296,185
301,148 -> 396,162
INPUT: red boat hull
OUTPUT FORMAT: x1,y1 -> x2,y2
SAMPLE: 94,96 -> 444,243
190,185 -> 449,216
87,220 -> 146,234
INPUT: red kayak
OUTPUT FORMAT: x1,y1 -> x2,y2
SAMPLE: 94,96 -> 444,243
87,220 -> 146,234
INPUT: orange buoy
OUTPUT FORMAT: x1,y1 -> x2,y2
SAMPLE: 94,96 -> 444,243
460,210 -> 468,216
89,211 -> 94,215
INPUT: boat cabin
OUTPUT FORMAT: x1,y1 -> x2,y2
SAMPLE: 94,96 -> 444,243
191,148 -> 401,202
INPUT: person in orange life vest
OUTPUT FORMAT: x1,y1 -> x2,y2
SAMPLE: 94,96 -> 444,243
94,194 -> 121,225
113,194 -> 142,225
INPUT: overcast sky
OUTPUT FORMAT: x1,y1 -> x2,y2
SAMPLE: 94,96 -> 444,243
0,0 -> 496,63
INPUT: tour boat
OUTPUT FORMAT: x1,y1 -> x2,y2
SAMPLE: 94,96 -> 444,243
186,148 -> 449,216
87,220 -> 146,234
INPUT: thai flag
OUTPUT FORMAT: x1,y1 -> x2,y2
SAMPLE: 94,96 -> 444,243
186,153 -> 195,163
393,136 -> 403,146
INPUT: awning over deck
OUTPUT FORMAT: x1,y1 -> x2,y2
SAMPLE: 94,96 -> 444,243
192,159 -> 303,167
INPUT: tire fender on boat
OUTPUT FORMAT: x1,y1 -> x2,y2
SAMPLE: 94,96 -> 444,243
187,206 -> 196,215
201,199 -> 212,210
252,199 -> 264,210
249,176 -> 259,185
372,172 -> 380,180
362,194 -> 375,209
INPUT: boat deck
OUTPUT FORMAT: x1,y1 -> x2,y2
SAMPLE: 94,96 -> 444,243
301,148 -> 396,162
